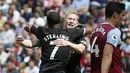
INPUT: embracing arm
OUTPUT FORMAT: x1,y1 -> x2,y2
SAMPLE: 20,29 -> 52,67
67,42 -> 86,54
54,39 -> 86,54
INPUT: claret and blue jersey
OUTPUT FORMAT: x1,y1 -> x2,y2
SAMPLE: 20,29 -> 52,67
90,22 -> 122,73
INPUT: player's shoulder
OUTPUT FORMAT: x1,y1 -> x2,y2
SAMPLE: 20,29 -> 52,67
109,28 -> 121,34
76,24 -> 86,28
107,28 -> 121,39
67,27 -> 85,34
100,22 -> 115,29
66,28 -> 80,31
65,27 -> 85,38
107,28 -> 121,47
32,24 -> 45,29
33,25 -> 47,34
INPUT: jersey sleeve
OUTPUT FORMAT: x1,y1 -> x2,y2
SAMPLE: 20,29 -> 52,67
68,27 -> 86,36
80,28 -> 86,36
76,28 -> 86,37
73,28 -> 88,47
106,28 -> 121,47
30,25 -> 43,39
79,37 -> 88,48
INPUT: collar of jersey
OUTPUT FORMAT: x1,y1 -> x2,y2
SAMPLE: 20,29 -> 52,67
101,22 -> 115,28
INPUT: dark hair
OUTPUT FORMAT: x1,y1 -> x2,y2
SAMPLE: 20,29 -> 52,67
47,11 -> 61,25
105,2 -> 125,18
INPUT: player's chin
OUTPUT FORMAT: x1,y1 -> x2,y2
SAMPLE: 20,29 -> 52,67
116,22 -> 122,27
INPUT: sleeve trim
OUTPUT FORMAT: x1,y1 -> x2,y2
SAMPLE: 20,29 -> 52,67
83,28 -> 86,35
106,42 -> 115,48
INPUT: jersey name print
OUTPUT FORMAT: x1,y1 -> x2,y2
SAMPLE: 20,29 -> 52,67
44,34 -> 69,42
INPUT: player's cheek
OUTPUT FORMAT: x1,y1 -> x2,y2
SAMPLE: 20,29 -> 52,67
67,20 -> 71,24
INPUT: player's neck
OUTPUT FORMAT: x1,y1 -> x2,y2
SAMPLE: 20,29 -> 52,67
105,18 -> 116,27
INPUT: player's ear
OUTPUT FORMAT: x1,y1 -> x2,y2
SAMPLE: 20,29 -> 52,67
113,12 -> 118,19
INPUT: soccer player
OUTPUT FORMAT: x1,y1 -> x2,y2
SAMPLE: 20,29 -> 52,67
63,11 -> 91,73
90,2 -> 125,73
64,11 -> 83,73
17,11 -> 86,73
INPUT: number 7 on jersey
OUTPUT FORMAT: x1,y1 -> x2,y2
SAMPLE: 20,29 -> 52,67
50,41 -> 59,60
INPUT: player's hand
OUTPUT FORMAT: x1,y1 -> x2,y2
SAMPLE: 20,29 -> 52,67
54,39 -> 70,46
16,36 -> 24,44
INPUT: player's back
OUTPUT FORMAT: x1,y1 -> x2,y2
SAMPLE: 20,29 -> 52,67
31,25 -> 85,73
31,27 -> 70,73
39,27 -> 84,61
90,22 -> 122,73
39,27 -> 70,61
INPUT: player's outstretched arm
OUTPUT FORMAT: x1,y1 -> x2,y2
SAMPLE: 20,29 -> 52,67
54,39 -> 86,54
16,36 -> 33,48
101,44 -> 113,73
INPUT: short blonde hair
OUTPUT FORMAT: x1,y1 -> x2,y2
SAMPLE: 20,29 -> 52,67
63,10 -> 79,29
65,10 -> 79,20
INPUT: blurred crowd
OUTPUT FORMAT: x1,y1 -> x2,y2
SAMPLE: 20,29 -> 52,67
0,0 -> 130,73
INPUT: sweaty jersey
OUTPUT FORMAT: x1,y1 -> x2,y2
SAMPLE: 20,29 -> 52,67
90,22 -> 122,73
30,25 -> 85,73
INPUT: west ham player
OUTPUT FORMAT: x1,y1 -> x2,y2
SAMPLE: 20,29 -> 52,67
17,11 -> 86,73
90,2 -> 125,73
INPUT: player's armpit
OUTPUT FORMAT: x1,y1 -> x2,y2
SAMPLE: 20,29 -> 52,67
101,44 -> 113,73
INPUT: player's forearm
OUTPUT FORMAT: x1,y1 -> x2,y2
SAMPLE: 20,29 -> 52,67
101,52 -> 112,73
68,42 -> 86,54
21,40 -> 33,48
